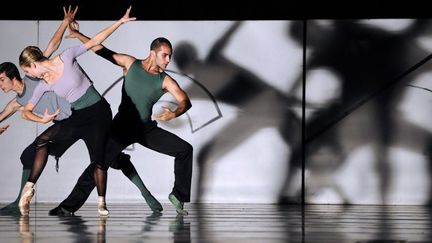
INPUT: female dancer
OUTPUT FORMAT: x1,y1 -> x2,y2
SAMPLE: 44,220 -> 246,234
17,6 -> 135,216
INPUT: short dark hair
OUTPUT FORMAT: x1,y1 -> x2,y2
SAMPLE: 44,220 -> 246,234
0,62 -> 22,81
150,37 -> 172,51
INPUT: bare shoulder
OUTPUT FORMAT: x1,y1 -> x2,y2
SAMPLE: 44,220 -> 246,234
120,54 -> 137,70
163,73 -> 179,87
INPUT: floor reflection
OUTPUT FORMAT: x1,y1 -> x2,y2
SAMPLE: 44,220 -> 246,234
0,203 -> 431,242
18,216 -> 32,243
170,214 -> 191,242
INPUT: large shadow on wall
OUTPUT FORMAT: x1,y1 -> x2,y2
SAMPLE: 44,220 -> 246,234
173,21 -> 300,202
279,19 -> 432,204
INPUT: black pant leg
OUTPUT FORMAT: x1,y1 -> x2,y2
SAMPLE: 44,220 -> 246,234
20,141 -> 37,170
59,164 -> 96,212
140,127 -> 193,202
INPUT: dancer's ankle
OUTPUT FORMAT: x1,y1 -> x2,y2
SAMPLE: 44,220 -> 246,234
143,193 -> 163,212
98,196 -> 109,216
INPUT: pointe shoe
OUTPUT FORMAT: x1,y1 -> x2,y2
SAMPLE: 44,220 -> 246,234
98,203 -> 110,216
18,183 -> 34,216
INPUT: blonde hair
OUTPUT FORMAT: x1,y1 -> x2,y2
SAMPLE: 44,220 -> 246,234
19,46 -> 48,67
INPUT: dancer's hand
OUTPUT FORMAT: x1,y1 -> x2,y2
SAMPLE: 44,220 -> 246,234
119,6 -> 136,24
0,124 -> 10,135
63,5 -> 78,25
65,21 -> 80,39
41,108 -> 60,124
153,106 -> 176,121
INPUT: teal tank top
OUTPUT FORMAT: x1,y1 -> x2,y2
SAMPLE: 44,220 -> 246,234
124,60 -> 165,122
70,85 -> 101,110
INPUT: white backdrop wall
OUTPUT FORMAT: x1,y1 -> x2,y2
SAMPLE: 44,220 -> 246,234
1,20 -> 431,205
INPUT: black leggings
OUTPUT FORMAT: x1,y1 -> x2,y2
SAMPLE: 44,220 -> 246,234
20,135 -> 77,170
27,99 -> 112,197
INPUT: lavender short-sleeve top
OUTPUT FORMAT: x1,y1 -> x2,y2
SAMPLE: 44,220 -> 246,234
29,44 -> 92,106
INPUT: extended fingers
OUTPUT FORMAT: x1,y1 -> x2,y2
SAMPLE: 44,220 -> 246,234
72,6 -> 78,15
63,5 -> 78,18
123,6 -> 136,22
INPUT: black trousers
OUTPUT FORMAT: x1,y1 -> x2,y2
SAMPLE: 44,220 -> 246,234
59,113 -> 193,212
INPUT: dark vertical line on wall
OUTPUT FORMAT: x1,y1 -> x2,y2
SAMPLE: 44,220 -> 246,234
35,21 -> 40,139
301,20 -> 307,206
301,19 -> 307,242
34,20 -> 40,233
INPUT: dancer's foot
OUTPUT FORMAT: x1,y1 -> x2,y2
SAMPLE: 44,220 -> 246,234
98,203 -> 109,216
168,193 -> 188,216
143,193 -> 163,212
18,182 -> 34,216
97,196 -> 110,216
48,206 -> 74,216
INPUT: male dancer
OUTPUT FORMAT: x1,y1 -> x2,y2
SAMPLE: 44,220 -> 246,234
49,22 -> 193,216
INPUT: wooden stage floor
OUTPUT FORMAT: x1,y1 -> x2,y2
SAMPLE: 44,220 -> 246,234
0,203 -> 431,242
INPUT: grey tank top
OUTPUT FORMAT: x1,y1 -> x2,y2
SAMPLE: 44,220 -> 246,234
17,76 -> 71,121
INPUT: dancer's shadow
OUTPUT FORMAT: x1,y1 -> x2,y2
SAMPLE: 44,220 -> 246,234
56,215 -> 93,243
279,19 -> 432,204
174,21 -> 298,202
